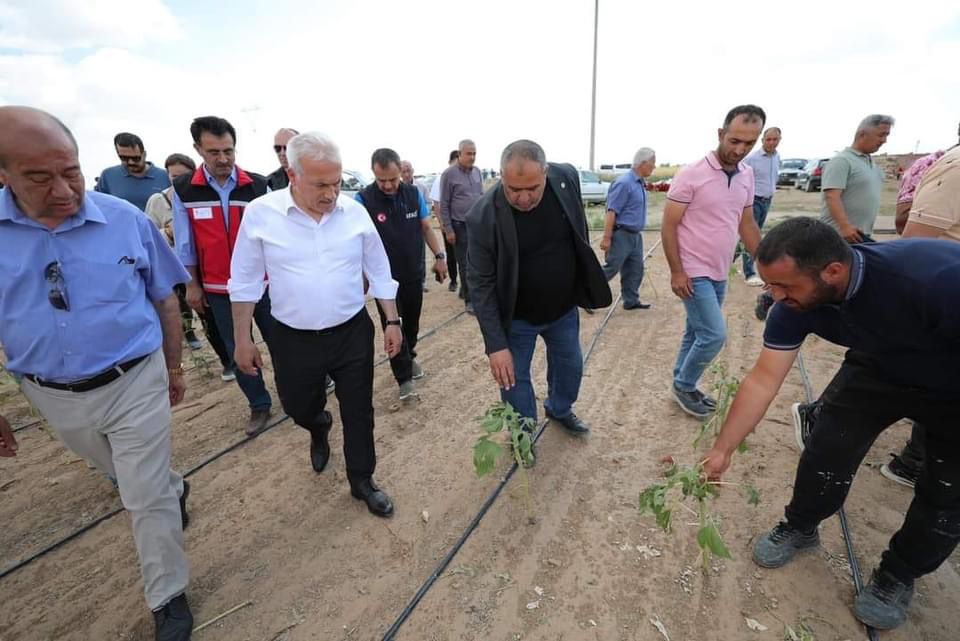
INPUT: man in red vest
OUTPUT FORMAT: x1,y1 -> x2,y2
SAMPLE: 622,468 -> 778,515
171,116 -> 274,436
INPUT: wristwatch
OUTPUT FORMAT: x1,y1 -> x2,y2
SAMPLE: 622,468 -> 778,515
168,364 -> 184,376
435,252 -> 446,260
386,318 -> 402,327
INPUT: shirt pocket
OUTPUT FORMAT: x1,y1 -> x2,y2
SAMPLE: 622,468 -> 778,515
77,261 -> 141,304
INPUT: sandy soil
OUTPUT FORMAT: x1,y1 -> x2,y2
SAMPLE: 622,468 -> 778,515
1,233 -> 957,641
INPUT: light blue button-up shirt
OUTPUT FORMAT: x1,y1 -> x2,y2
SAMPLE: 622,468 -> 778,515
0,188 -> 190,382
607,170 -> 648,231
171,165 -> 238,267
744,149 -> 780,199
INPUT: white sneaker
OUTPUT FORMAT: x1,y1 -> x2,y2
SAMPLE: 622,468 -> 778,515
745,274 -> 764,287
399,380 -> 418,401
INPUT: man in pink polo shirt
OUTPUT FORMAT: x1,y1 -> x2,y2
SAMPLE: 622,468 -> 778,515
661,105 -> 764,418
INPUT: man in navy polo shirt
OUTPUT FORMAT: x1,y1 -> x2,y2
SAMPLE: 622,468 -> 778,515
701,218 -> 960,631
96,132 -> 170,211
600,147 -> 655,310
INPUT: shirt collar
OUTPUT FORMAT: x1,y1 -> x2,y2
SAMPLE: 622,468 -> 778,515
120,162 -> 158,179
202,165 -> 237,187
845,146 -> 871,161
281,187 -> 344,218
0,187 -> 106,227
705,150 -> 743,173
845,248 -> 865,300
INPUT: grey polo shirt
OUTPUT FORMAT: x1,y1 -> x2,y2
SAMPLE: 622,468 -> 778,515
819,147 -> 883,235
439,163 -> 483,231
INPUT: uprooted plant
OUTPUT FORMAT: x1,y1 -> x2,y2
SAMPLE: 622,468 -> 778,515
639,457 -> 760,573
693,362 -> 746,453
472,402 -> 536,521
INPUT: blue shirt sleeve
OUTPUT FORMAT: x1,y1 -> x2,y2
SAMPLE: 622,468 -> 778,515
136,215 -> 191,302
606,177 -> 627,214
762,303 -> 812,350
170,188 -> 198,267
417,191 -> 430,219
354,192 -> 365,205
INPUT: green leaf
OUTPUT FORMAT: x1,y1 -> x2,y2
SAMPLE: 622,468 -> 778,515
473,438 -> 503,477
655,507 -> 673,532
743,484 -> 761,507
736,439 -> 749,454
696,522 -> 731,559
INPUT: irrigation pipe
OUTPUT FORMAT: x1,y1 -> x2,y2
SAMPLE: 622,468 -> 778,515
795,352 -> 879,641
380,237 -> 662,641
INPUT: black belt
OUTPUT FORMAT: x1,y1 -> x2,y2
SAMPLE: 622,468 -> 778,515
25,354 -> 150,393
274,310 -> 364,336
614,224 -> 640,234
755,195 -> 772,202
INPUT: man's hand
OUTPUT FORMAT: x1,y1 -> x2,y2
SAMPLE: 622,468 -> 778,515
839,223 -> 864,244
0,415 -> 19,457
488,349 -> 515,390
168,373 -> 186,407
670,271 -> 694,298
234,339 -> 263,376
701,447 -> 733,482
600,235 -> 612,255
384,325 -> 403,358
445,230 -> 456,245
185,283 -> 207,313
433,258 -> 448,283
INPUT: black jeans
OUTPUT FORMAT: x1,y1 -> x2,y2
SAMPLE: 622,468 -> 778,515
897,421 -> 926,471
173,284 -> 231,367
452,220 -> 470,305
444,236 -> 458,285
207,292 -> 274,410
375,279 -> 422,385
271,310 -> 377,481
784,351 -> 960,583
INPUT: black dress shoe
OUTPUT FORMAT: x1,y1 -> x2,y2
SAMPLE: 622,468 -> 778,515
350,477 -> 394,517
153,593 -> 193,641
179,480 -> 191,530
546,411 -> 591,435
310,428 -> 331,473
623,301 -> 651,310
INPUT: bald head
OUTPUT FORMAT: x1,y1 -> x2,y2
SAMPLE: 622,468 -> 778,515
0,106 -> 85,226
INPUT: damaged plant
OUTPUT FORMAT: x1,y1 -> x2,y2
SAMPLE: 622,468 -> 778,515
473,402 -> 536,519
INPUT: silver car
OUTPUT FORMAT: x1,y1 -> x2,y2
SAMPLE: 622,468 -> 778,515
579,169 -> 609,205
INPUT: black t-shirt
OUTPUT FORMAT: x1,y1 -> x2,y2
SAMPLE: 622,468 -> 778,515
512,184 -> 579,325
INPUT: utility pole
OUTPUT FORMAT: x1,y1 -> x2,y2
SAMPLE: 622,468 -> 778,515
588,0 -> 599,171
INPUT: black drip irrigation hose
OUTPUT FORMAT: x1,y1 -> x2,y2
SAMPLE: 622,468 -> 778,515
380,238 -> 662,641
12,418 -> 42,434
795,352 -> 879,641
0,308 -> 468,583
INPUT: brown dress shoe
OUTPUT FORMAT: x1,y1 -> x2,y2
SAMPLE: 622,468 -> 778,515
245,408 -> 271,437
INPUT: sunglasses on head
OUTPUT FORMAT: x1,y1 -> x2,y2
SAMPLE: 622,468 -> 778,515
273,145 -> 286,153
44,261 -> 69,311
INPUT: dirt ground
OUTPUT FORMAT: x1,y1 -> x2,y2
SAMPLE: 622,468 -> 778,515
1,232 -> 957,641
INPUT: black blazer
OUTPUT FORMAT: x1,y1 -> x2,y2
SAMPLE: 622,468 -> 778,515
465,162 -> 612,354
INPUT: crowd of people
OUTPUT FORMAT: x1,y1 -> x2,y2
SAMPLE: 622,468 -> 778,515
0,103 -> 957,641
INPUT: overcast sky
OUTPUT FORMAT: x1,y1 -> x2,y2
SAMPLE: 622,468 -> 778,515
1,0 -> 958,185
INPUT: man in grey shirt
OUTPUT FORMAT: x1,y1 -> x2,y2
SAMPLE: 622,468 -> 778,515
440,139 -> 483,314
820,115 -> 894,243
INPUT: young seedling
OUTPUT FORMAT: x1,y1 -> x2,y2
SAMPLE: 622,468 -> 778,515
638,457 -> 760,573
693,362 -> 746,452
473,402 -> 536,521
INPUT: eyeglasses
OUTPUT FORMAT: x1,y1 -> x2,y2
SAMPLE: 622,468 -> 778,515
273,145 -> 286,154
44,261 -> 69,311
118,155 -> 143,164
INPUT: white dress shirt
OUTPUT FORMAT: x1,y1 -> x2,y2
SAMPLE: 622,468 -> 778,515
229,189 -> 398,330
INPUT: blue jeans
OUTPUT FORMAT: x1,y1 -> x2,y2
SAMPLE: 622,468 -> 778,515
206,292 -> 273,411
602,229 -> 645,306
673,278 -> 727,391
741,196 -> 771,278
501,306 -> 583,422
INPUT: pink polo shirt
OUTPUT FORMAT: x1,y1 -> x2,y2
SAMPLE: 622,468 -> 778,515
667,151 -> 754,281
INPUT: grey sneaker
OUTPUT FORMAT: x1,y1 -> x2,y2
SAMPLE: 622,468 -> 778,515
220,366 -> 237,382
399,379 -> 418,401
853,568 -> 914,630
752,521 -> 820,568
465,302 -> 475,315
325,375 -> 336,394
695,389 -> 717,409
411,360 -> 425,380
791,402 -> 816,450
672,384 -> 712,419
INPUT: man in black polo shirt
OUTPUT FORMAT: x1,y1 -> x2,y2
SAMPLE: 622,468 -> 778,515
701,218 -> 960,631
467,140 -> 611,457
356,148 -> 448,401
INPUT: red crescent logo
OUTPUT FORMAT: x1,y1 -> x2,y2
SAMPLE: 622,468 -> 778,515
377,212 -> 387,223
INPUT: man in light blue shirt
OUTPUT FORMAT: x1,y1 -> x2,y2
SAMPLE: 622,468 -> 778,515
0,107 -> 195,641
742,127 -> 781,285
601,147 -> 655,310
95,132 -> 170,211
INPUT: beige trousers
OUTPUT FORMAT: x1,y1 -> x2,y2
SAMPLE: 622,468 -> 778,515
21,349 -> 189,610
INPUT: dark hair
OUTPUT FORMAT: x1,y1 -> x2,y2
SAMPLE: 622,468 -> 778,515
756,218 -> 852,274
722,104 -> 766,130
500,139 -> 547,170
190,116 -> 236,145
114,132 -> 144,152
448,149 -> 460,163
371,147 -> 401,170
164,153 -> 196,172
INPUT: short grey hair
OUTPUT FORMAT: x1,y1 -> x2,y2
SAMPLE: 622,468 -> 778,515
500,139 -> 547,171
857,114 -> 895,133
286,131 -> 341,175
458,139 -> 476,151
632,147 -> 655,166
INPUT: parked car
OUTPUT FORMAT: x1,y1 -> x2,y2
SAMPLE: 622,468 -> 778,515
599,163 -> 632,176
794,158 -> 829,192
777,158 -> 807,186
341,169 -> 370,198
579,169 -> 609,205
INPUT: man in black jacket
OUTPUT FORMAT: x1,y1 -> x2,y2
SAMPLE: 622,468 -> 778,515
467,140 -> 612,446
266,128 -> 298,190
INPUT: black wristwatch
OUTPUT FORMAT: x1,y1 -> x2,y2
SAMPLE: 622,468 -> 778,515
386,318 -> 402,327
435,252 -> 446,260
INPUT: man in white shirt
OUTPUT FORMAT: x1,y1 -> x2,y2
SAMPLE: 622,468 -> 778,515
742,127 -> 781,286
229,132 -> 402,518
